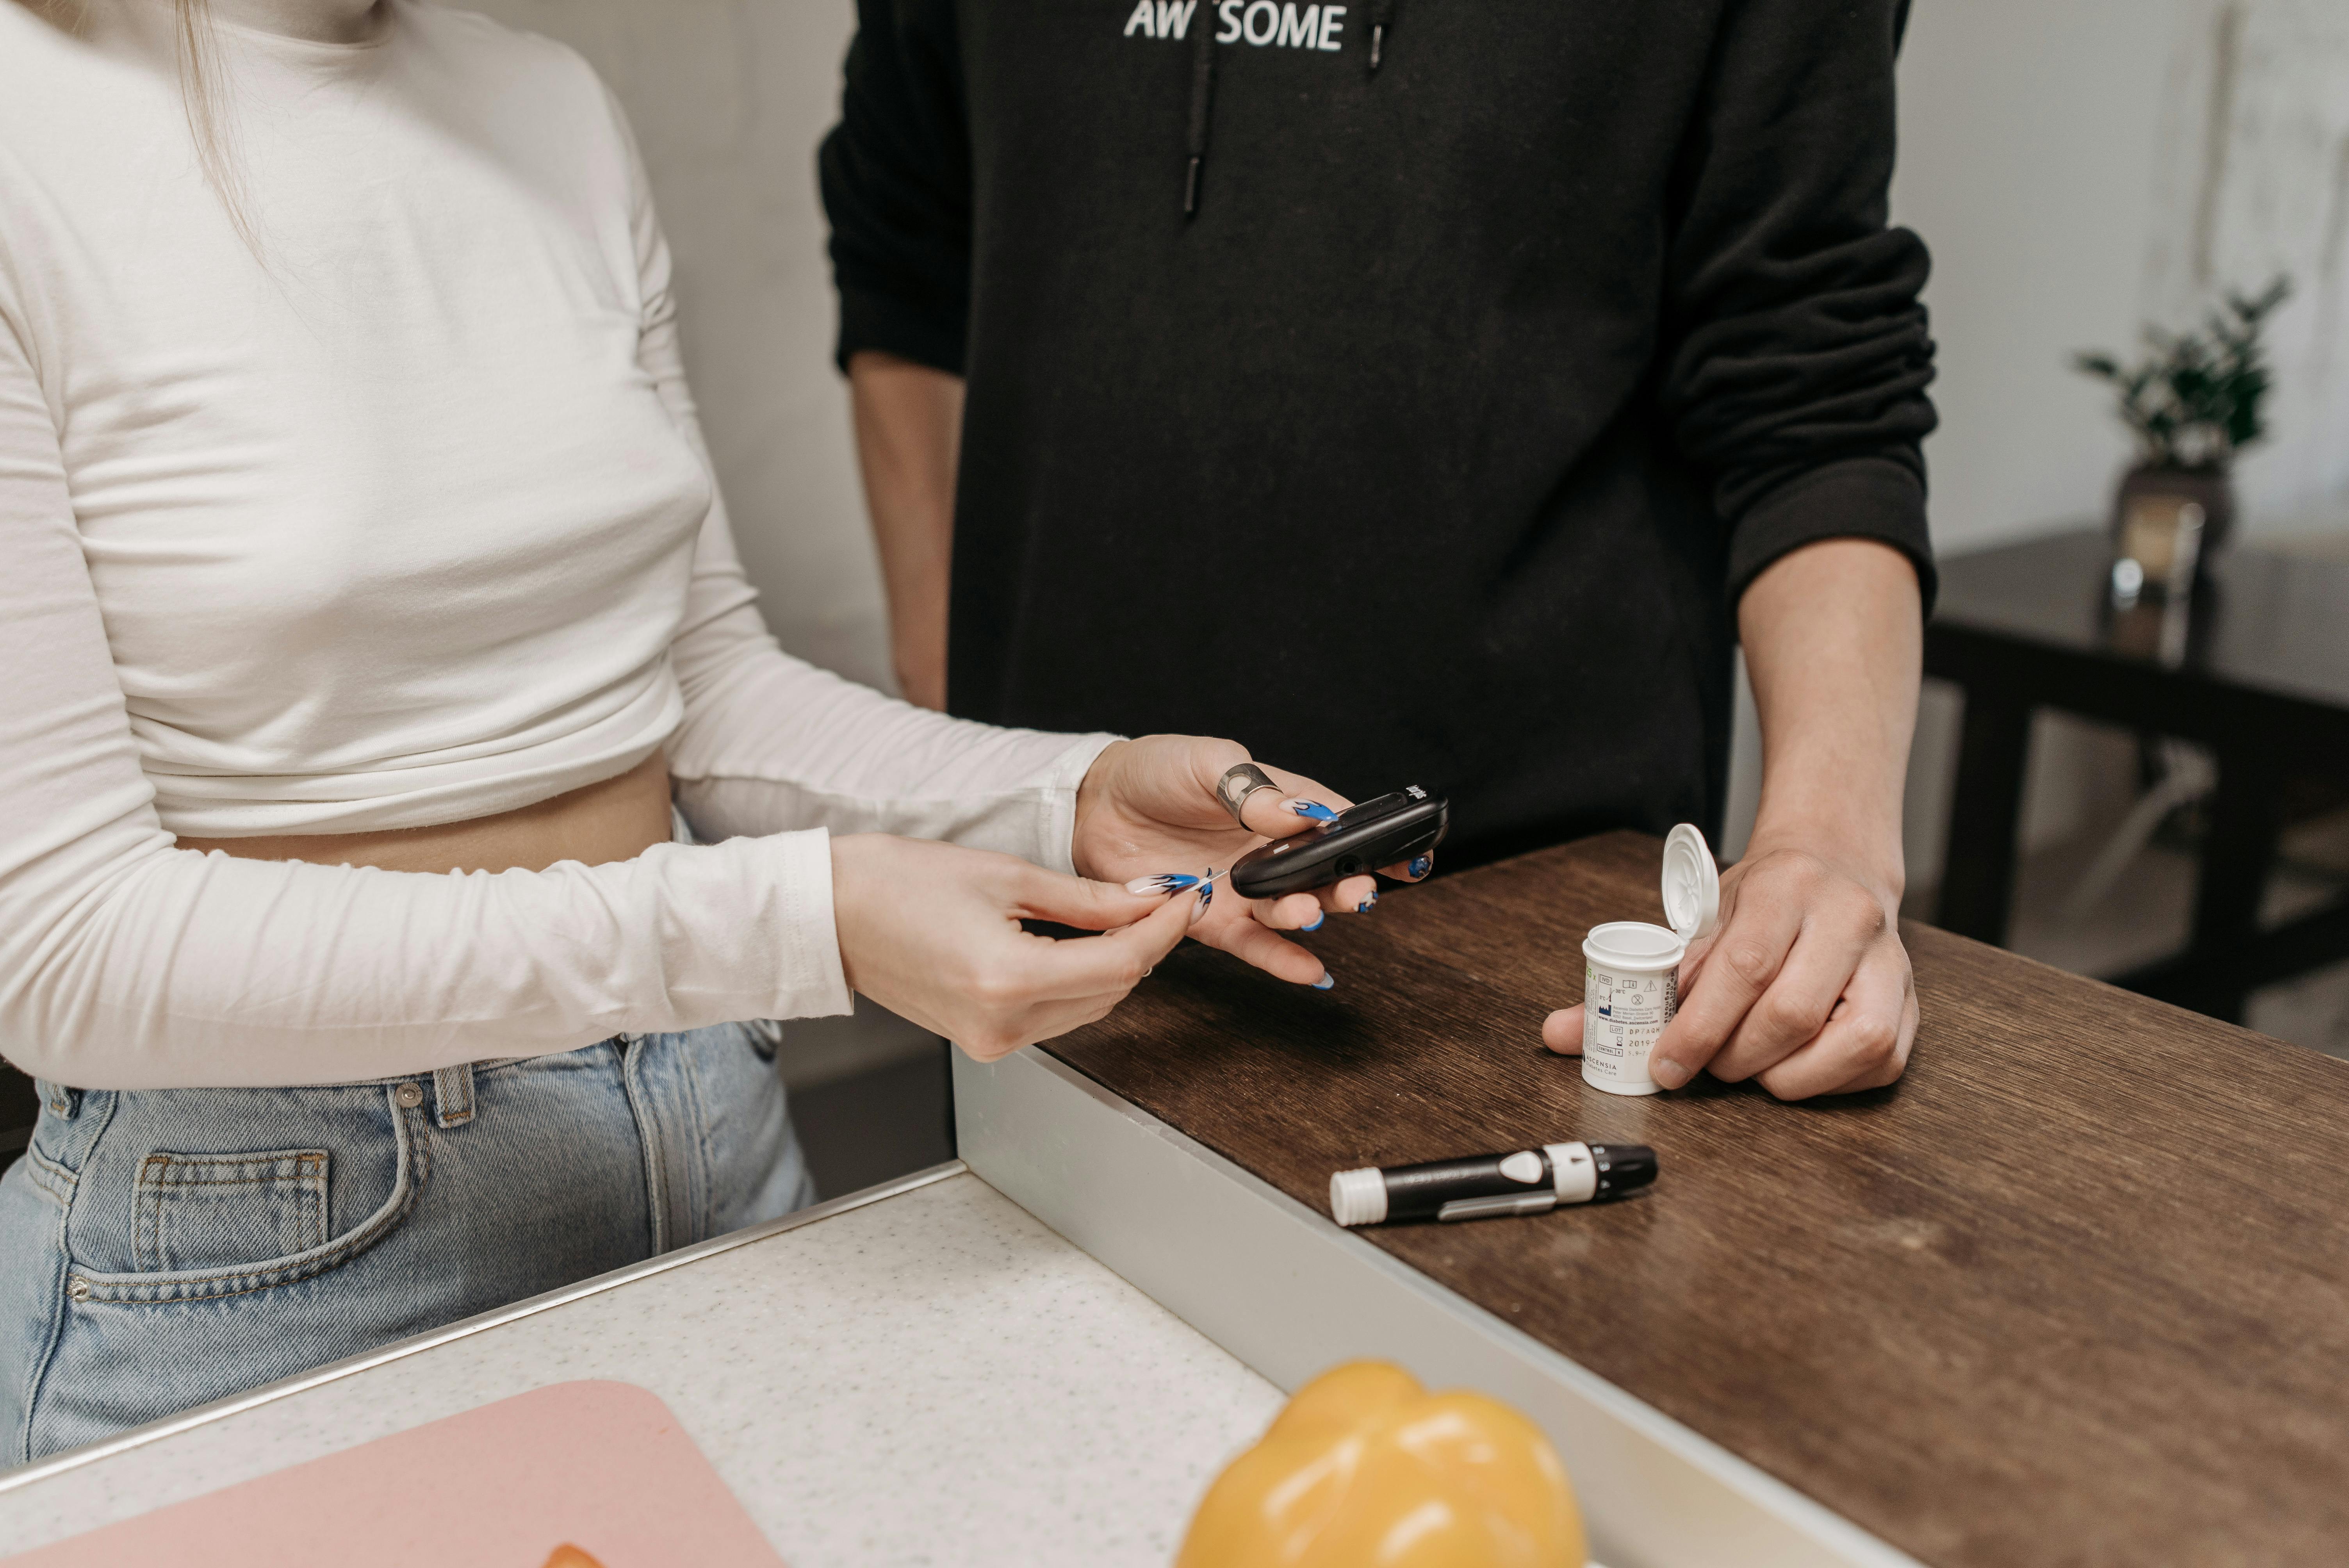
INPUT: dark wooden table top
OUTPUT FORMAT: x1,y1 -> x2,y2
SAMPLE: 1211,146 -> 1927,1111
1932,528 -> 2349,715
1047,832 -> 2349,1567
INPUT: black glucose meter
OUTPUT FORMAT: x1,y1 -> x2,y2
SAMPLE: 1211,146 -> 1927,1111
1228,787 -> 1449,900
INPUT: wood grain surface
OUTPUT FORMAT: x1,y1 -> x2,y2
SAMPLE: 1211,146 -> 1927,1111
1045,832 -> 2349,1567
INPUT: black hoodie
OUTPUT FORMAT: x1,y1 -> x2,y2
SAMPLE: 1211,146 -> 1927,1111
821,0 -> 1935,867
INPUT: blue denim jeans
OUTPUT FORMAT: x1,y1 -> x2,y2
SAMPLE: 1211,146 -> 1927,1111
0,1023 -> 811,1465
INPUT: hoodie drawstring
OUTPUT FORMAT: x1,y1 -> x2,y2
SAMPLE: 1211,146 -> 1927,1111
1183,0 -> 1397,216
1185,2 -> 1219,217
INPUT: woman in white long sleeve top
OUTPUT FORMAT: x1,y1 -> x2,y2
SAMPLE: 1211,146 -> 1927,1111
0,0 -> 1392,1461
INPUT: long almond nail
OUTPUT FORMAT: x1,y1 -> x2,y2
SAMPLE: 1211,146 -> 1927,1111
1284,799 -> 1339,823
1127,872 -> 1199,896
1193,879 -> 1214,922
1303,911 -> 1326,932
1406,853 -> 1433,880
1310,973 -> 1335,991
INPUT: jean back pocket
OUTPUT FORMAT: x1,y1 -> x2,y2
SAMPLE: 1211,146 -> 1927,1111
134,1149 -> 330,1275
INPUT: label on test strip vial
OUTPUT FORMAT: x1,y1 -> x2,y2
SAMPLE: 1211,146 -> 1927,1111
1583,968 -> 1675,1089
1579,919 -> 1688,1098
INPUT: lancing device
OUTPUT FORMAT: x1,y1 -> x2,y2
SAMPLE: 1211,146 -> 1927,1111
1328,1142 -> 1658,1227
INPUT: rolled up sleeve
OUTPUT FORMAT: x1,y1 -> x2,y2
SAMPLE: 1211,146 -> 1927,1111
1656,0 -> 1939,611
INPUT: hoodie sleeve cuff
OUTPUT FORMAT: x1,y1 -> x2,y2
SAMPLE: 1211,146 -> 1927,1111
1726,456 -> 1937,616
836,283 -> 967,378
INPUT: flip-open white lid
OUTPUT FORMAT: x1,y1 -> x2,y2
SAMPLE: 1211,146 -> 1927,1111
1662,823 -> 1720,943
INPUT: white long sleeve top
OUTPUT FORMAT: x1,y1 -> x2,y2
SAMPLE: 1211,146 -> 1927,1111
0,1 -> 1112,1089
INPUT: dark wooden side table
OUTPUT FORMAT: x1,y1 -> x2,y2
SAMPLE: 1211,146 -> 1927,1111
1927,528 -> 2349,1021
1046,831 -> 2349,1566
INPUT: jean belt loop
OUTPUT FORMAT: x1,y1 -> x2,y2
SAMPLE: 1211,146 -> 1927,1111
432,1062 -> 476,1129
41,1082 -> 80,1121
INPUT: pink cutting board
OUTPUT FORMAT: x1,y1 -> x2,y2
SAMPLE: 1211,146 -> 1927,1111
4,1380 -> 786,1568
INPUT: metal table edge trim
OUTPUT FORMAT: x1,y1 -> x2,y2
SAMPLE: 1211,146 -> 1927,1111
0,1158 -> 971,1496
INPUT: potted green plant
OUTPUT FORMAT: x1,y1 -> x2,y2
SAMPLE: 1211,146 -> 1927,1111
2073,276 -> 2290,556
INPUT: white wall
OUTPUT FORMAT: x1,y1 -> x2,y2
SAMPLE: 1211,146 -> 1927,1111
461,0 -> 889,692
2144,0 -> 2349,536
1891,0 -> 2185,554
1892,0 -> 2349,556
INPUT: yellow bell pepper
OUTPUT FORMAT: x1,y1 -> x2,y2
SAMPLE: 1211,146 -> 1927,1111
1177,1361 -> 1586,1567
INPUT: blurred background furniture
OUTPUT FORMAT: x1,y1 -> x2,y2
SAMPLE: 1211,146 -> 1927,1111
1929,529 -> 2349,1023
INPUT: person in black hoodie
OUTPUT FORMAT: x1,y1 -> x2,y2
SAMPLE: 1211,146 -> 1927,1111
820,0 -> 1936,1100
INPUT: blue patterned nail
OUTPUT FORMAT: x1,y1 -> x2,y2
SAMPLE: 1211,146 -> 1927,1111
1407,854 -> 1433,880
1311,974 -> 1336,991
1303,911 -> 1326,932
1198,878 -> 1214,911
1356,891 -> 1378,913
1126,872 -> 1200,895
1286,799 -> 1340,823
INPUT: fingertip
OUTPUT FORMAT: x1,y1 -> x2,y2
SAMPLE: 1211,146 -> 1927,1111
1206,919 -> 1326,987
1017,866 -> 1168,932
1144,880 -> 1200,950
1264,892 -> 1321,930
1541,1007 -> 1583,1053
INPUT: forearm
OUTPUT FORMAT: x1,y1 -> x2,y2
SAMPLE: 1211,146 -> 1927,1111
1737,537 -> 1922,909
1,830 -> 851,1089
848,350 -> 964,710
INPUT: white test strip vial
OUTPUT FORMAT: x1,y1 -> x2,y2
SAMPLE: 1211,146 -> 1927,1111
1581,824 -> 1721,1097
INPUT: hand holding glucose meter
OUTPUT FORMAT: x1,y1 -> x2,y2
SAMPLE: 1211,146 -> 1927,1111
1229,787 -> 1449,900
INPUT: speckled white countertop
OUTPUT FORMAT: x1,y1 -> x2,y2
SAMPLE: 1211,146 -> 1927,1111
0,1170 -> 1285,1566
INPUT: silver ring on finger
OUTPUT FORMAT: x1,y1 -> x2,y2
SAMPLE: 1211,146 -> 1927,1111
1214,762 -> 1281,828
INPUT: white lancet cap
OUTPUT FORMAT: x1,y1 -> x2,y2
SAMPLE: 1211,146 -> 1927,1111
1329,1167 -> 1388,1227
